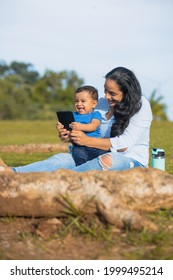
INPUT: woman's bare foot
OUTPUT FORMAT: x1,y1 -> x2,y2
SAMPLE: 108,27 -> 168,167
0,165 -> 13,173
0,158 -> 13,173
0,166 -> 5,172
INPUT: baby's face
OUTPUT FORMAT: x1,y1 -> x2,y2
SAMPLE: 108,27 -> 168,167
74,91 -> 97,114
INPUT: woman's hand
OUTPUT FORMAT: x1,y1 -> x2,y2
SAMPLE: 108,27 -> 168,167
56,122 -> 63,131
56,122 -> 71,143
70,130 -> 87,146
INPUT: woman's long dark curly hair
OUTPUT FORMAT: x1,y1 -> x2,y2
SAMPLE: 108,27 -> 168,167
105,67 -> 142,137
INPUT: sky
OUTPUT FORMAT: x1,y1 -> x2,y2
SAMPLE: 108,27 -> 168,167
1,0 -> 173,120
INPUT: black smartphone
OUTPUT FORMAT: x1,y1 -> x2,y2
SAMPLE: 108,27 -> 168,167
56,111 -> 75,130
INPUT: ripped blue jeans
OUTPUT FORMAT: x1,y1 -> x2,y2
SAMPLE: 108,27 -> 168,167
12,152 -> 143,173
73,152 -> 143,172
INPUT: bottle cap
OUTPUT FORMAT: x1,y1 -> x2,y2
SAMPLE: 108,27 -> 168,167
152,148 -> 165,157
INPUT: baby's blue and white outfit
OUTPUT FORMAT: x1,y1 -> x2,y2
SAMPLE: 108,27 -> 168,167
71,111 -> 108,166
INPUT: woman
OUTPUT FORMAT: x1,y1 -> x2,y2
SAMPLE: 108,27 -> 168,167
0,67 -> 152,173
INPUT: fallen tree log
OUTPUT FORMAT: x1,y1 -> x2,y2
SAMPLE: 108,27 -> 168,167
0,168 -> 173,231
0,143 -> 68,153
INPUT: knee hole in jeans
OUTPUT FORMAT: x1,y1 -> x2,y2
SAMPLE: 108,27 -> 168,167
99,153 -> 112,171
129,161 -> 135,168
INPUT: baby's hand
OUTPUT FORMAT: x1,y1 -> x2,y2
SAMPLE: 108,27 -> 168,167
70,122 -> 82,131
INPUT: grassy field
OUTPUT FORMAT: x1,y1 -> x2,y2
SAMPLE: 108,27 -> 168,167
0,120 -> 173,173
0,120 -> 59,145
0,120 -> 173,260
0,120 -> 60,166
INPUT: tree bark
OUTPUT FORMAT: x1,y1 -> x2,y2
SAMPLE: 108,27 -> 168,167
0,168 -> 173,231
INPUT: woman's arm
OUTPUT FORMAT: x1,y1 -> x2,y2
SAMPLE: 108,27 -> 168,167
71,131 -> 127,152
70,130 -> 111,150
57,122 -> 127,152
110,97 -> 153,150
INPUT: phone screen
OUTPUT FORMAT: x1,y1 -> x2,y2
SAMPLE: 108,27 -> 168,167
56,111 -> 75,130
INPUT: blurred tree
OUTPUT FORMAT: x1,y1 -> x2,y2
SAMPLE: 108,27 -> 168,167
149,89 -> 168,121
0,78 -> 42,119
32,70 -> 84,112
0,60 -> 39,84
0,60 -> 84,119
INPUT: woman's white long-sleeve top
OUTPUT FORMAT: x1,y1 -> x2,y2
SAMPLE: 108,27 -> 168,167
96,96 -> 153,166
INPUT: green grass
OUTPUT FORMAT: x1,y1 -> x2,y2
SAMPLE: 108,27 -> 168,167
150,121 -> 173,174
123,208 -> 173,259
0,120 -> 61,166
0,120 -> 59,145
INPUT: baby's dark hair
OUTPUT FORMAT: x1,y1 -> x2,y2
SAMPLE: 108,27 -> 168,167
75,85 -> 98,101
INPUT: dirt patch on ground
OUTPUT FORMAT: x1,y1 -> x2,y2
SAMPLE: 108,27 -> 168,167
0,216 -> 128,260
1,213 -> 173,260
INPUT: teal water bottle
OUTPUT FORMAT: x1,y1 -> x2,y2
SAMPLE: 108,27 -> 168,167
151,148 -> 165,171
